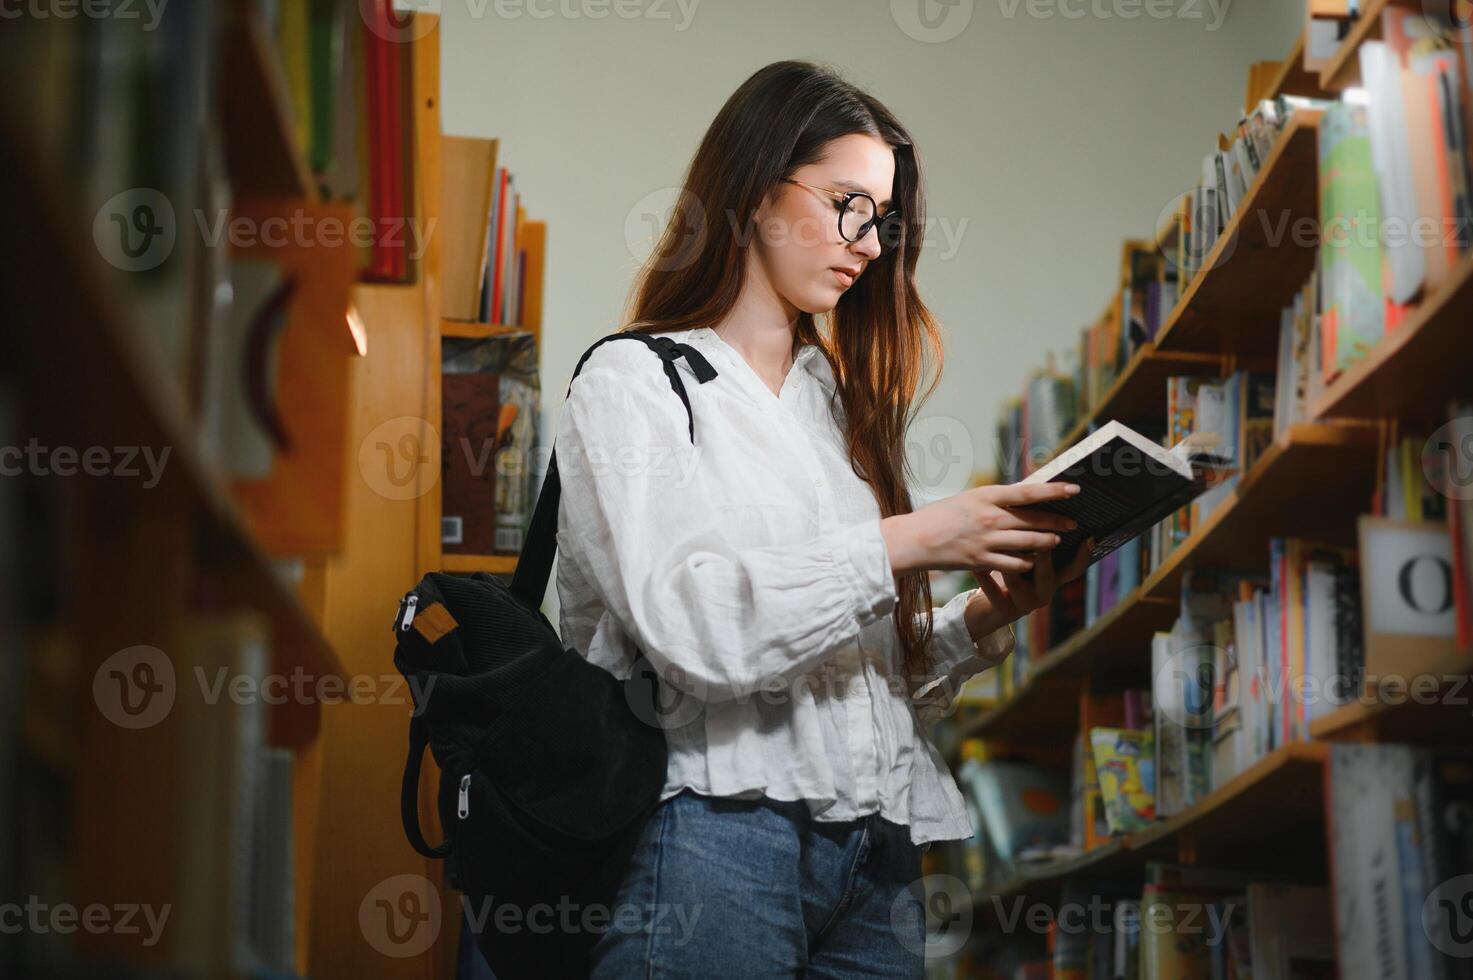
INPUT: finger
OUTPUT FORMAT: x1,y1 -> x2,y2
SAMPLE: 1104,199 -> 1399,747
987,530 -> 1064,553
996,508 -> 1078,534
977,553 -> 1034,575
976,568 -> 1008,605
988,481 -> 1082,507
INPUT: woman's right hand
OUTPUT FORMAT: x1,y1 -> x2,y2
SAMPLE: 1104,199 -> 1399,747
879,481 -> 1081,576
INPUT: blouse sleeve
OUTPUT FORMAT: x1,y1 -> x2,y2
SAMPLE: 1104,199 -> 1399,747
908,589 -> 1015,727
554,346 -> 899,704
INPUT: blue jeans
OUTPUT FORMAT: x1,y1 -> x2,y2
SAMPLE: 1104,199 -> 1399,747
589,788 -> 926,978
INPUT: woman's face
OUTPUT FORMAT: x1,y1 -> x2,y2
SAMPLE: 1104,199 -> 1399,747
754,133 -> 897,316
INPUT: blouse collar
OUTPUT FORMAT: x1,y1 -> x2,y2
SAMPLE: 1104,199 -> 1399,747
687,326 -> 835,394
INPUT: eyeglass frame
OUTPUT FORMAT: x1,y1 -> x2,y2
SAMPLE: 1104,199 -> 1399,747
781,177 -> 903,253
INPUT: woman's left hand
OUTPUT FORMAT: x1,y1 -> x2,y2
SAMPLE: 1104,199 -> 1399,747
962,538 -> 1094,643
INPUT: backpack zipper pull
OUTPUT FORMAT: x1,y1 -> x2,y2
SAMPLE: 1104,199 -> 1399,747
400,594 -> 420,631
457,774 -> 471,819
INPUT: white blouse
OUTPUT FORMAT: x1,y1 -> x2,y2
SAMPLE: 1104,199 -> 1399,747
552,325 -> 1014,847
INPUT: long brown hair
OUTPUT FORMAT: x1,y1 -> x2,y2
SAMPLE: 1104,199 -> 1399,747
620,60 -> 947,684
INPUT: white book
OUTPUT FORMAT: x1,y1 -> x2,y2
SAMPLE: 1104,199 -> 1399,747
1359,41 -> 1427,304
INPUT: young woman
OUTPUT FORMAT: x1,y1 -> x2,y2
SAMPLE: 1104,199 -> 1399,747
553,60 -> 1092,977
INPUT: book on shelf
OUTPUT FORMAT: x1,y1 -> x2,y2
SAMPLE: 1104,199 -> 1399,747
441,332 -> 541,556
174,612 -> 297,977
1020,419 -> 1227,572
1329,743 -> 1473,980
440,135 -> 501,321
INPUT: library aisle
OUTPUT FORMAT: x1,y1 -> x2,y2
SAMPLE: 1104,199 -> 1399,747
1,2 -> 1470,979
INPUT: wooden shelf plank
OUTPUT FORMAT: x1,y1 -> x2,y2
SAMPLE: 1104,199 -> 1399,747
970,743 -> 1329,931
1311,251 -> 1473,424
1155,111 -> 1323,357
1309,677 -> 1473,743
1125,742 -> 1328,873
441,320 -> 531,341
441,553 -> 519,574
220,4 -> 317,201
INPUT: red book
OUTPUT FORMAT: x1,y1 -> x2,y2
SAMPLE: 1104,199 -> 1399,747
489,168 -> 509,322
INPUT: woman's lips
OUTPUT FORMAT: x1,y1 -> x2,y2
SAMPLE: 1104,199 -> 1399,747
832,268 -> 855,288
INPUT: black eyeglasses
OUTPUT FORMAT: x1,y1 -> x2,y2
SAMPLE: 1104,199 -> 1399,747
783,178 -> 904,254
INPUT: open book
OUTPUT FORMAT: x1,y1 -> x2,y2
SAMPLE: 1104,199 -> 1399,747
1020,420 -> 1226,570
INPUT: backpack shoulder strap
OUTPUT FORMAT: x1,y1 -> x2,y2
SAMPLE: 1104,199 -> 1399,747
508,331 -> 718,609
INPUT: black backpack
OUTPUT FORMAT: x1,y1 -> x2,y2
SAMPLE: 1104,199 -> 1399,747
392,331 -> 719,978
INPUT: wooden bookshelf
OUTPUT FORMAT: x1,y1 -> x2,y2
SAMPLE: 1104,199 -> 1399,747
953,13 -> 1471,974
0,97 -> 345,709
972,743 -> 1329,924
1155,111 -> 1324,357
955,423 -> 1378,749
1310,251 -> 1473,424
